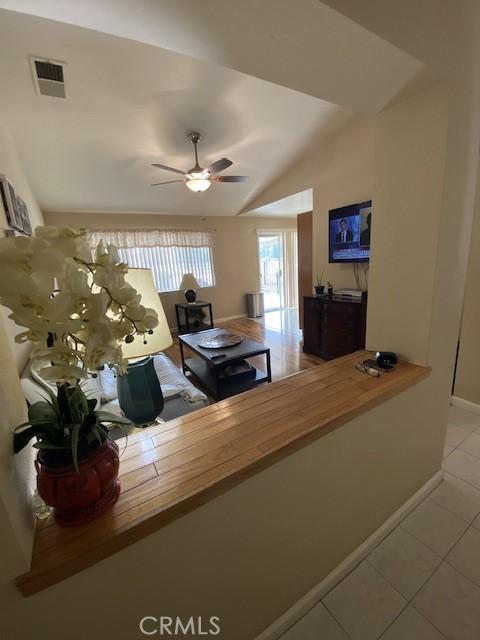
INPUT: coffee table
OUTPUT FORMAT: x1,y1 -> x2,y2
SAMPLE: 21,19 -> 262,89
178,328 -> 272,400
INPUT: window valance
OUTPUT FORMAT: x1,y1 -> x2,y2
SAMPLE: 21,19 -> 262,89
87,228 -> 215,249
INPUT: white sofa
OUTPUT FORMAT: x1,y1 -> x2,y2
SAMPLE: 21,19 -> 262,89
20,353 -> 209,425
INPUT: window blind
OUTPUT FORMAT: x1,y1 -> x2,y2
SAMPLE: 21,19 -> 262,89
87,228 -> 216,293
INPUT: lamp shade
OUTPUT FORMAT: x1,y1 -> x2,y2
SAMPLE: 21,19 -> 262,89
122,268 -> 172,359
180,273 -> 200,291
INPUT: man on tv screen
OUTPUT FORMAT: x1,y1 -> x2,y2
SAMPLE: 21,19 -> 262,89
335,218 -> 353,244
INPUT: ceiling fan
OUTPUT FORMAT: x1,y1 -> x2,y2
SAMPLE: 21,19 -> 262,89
151,132 -> 248,193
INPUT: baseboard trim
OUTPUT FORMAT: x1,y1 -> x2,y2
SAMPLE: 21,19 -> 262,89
451,396 -> 480,415
255,470 -> 443,640
214,313 -> 247,323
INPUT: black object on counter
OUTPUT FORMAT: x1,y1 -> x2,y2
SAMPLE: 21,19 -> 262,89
376,351 -> 398,367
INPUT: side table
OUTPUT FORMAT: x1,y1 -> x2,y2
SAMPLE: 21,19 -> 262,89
175,301 -> 214,334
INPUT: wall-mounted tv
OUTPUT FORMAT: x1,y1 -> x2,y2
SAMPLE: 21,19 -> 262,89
328,200 -> 372,263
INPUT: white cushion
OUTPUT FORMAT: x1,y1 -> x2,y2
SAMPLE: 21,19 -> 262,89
20,376 -> 50,405
160,383 -> 183,399
79,376 -> 102,409
30,364 -> 56,394
98,368 -> 118,402
29,363 -> 102,409
153,353 -> 207,403
101,398 -> 122,417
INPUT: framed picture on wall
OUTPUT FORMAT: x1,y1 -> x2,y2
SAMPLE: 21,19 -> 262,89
0,174 -> 22,231
16,196 -> 32,235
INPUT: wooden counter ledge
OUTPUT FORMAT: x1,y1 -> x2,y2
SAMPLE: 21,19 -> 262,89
17,351 -> 430,596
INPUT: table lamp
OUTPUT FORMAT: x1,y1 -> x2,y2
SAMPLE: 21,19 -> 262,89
180,272 -> 200,303
117,268 -> 173,426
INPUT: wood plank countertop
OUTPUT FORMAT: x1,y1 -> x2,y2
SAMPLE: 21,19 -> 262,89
17,350 -> 430,596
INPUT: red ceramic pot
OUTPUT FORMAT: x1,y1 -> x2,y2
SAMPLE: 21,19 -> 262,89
36,439 -> 120,527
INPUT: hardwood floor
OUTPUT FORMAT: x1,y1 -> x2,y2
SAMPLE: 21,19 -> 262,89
164,308 -> 324,383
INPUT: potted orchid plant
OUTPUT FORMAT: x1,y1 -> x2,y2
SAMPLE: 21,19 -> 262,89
0,226 -> 159,526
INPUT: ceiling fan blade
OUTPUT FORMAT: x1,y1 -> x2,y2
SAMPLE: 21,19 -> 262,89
207,157 -> 233,174
151,163 -> 186,175
214,175 -> 249,182
151,180 -> 185,186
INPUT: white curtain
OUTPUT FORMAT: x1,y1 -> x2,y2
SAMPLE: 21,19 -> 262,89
283,230 -> 298,309
86,228 -> 215,249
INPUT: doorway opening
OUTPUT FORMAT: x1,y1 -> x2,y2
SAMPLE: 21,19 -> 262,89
257,230 -> 298,311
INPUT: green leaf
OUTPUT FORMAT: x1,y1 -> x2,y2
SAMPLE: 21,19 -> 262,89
91,425 -> 104,447
71,423 -> 82,472
32,442 -> 69,450
76,385 -> 90,415
95,410 -> 132,425
28,401 -> 59,426
13,426 -> 52,453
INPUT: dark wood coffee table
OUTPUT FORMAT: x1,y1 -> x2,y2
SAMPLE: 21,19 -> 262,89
178,328 -> 272,400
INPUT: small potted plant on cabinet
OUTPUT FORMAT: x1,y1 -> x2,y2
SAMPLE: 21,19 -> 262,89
314,271 -> 325,296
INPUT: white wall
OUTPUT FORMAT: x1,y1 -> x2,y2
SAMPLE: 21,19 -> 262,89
454,165 -> 480,404
243,114 -> 375,291
0,123 -> 43,579
366,84 -> 449,363
0,124 -> 44,372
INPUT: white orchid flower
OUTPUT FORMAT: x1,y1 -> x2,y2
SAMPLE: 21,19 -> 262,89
66,268 -> 91,298
108,283 -> 138,305
0,225 -> 159,381
137,307 -> 159,331
38,364 -> 87,384
83,290 -> 110,321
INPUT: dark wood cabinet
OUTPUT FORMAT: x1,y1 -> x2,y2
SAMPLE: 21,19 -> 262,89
303,295 -> 367,360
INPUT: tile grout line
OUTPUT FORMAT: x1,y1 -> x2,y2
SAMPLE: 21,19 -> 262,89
365,545 -> 442,601
378,600 -> 448,640
365,546 -> 447,638
443,523 -> 480,584
320,597 -> 355,640
429,474 -> 480,525
409,560 -> 480,638
361,477 -> 477,636
319,476 -> 447,637
442,466 -> 480,495
363,561 -> 411,637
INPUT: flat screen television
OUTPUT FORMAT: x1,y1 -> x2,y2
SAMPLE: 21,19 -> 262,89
328,200 -> 372,263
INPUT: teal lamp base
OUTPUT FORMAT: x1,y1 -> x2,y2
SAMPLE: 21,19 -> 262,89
117,356 -> 164,427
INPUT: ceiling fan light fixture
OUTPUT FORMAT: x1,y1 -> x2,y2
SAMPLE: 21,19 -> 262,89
151,131 -> 247,192
186,178 -> 211,192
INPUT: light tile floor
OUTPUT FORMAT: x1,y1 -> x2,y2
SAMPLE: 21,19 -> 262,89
281,404 -> 480,640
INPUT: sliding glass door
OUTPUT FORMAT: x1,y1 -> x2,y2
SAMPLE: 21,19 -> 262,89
257,230 -> 298,311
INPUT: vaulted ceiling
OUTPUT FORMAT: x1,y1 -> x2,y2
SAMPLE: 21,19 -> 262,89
0,4 -> 423,217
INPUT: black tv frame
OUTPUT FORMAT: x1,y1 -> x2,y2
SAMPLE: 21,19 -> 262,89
328,200 -> 371,264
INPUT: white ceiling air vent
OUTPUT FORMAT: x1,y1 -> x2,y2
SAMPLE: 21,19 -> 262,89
30,57 -> 66,98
